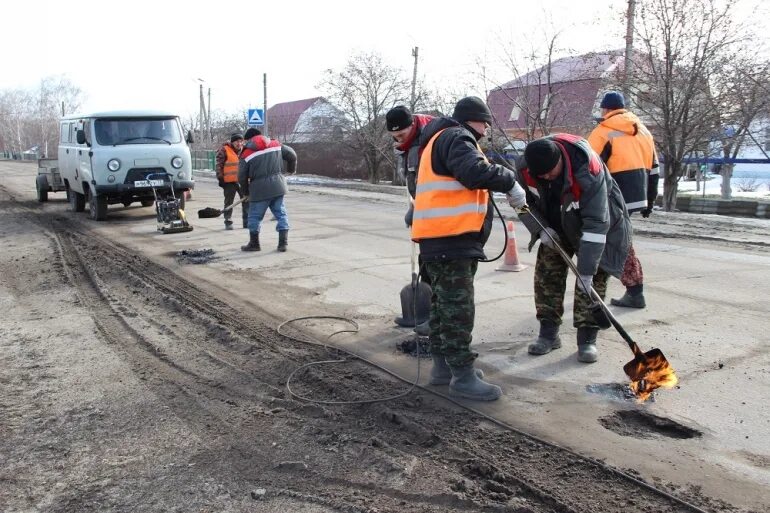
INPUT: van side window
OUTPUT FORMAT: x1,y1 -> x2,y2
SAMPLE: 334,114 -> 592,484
61,123 -> 70,143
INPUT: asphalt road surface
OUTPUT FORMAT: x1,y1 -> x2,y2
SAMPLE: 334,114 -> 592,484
1,160 -> 768,513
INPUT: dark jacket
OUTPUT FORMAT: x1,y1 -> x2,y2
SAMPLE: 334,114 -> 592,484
415,117 -> 516,261
238,136 -> 297,202
396,114 -> 434,198
519,134 -> 631,277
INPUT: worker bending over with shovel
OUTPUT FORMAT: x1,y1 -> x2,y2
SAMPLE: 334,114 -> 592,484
411,96 -> 527,401
517,135 -> 632,363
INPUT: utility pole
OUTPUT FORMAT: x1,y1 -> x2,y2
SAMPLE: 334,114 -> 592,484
207,87 -> 212,144
199,82 -> 204,149
61,101 -> 65,117
623,0 -> 637,99
410,47 -> 419,111
263,73 -> 268,136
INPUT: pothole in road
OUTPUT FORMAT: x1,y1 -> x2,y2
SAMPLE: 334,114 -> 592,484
175,248 -> 217,264
599,410 -> 702,439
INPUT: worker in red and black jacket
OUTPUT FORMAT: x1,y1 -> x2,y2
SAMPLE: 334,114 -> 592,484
386,106 -> 435,333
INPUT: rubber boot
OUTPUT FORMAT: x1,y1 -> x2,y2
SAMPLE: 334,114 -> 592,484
224,220 -> 234,230
241,232 -> 260,252
413,319 -> 430,336
577,326 -> 599,363
528,321 -> 561,355
277,230 -> 288,252
428,355 -> 484,386
448,364 -> 502,401
610,291 -> 646,308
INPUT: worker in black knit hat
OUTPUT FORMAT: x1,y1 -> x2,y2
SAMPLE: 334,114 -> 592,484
214,133 -> 247,230
408,96 -> 527,402
516,134 -> 632,364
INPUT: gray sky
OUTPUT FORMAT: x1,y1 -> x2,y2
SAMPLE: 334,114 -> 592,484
2,0 -> 765,119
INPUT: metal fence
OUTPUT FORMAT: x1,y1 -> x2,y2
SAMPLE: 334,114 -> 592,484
191,150 -> 216,171
0,151 -> 38,161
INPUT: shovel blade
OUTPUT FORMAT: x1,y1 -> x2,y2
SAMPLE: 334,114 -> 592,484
398,276 -> 432,327
623,347 -> 676,383
197,207 -> 222,219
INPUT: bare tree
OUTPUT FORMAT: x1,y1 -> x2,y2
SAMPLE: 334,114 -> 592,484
320,51 -> 411,183
628,0 -> 747,210
0,75 -> 83,158
709,59 -> 770,199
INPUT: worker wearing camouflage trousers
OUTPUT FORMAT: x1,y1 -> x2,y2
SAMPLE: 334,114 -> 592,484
535,242 -> 610,333
426,259 -> 478,368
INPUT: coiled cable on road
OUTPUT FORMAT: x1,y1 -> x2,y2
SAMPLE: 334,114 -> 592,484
279,315 -> 424,405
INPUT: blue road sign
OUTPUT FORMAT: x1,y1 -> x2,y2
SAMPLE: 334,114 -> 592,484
247,108 -> 264,127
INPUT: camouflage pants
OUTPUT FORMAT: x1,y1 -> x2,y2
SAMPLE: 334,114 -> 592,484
619,244 -> 643,288
534,243 -> 609,328
425,259 -> 478,368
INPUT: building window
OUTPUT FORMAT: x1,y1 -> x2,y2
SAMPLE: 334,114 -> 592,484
539,93 -> 553,121
509,104 -> 521,122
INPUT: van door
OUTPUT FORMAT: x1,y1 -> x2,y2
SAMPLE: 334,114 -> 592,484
58,121 -> 80,192
76,119 -> 93,193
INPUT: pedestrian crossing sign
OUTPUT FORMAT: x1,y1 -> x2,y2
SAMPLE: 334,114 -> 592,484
247,108 -> 264,127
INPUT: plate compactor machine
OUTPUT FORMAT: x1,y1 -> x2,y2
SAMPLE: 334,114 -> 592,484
147,173 -> 193,234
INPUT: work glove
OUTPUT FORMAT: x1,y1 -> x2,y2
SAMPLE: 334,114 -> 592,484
539,227 -> 560,250
576,274 -> 594,297
404,203 -> 414,228
506,182 -> 527,209
217,176 -> 225,188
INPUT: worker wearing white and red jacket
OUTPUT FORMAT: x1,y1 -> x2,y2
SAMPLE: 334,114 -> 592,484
238,128 -> 297,253
518,134 -> 632,363
588,91 -> 659,308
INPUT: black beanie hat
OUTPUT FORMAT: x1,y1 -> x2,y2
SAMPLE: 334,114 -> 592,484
386,106 -> 413,132
243,128 -> 262,139
452,96 -> 493,124
600,91 -> 625,110
230,133 -> 244,143
524,139 -> 562,176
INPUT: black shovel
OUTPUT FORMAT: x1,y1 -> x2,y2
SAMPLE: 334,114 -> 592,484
395,240 -> 432,327
198,196 -> 248,219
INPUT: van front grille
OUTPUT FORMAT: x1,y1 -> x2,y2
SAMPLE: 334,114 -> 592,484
123,168 -> 169,184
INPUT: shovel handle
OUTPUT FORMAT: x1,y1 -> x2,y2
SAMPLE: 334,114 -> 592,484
518,206 -> 643,358
222,196 -> 248,213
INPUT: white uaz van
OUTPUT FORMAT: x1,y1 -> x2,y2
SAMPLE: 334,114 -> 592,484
58,110 -> 194,221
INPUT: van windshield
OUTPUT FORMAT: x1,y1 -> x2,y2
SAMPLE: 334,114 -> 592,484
94,118 -> 182,146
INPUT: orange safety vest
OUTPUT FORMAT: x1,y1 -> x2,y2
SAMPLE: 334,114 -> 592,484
411,129 -> 489,241
223,144 -> 239,183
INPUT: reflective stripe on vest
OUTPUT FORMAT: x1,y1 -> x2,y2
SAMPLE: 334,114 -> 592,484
223,145 -> 239,183
411,129 -> 489,241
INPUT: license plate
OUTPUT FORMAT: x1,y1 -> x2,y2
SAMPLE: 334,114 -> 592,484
134,179 -> 164,187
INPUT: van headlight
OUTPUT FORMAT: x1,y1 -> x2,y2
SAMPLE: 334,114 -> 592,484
107,159 -> 121,171
171,156 -> 183,169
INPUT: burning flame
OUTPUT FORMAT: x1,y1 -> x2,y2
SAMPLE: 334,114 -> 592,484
626,350 -> 679,402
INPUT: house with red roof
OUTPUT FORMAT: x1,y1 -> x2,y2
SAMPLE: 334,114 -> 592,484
266,97 -> 345,144
487,50 -> 629,148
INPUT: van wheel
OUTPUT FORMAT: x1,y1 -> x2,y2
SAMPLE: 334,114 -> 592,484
89,190 -> 108,221
67,187 -> 85,212
36,177 -> 49,202
141,199 -> 154,207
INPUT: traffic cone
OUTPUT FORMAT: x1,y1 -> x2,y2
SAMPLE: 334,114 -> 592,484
496,220 -> 527,272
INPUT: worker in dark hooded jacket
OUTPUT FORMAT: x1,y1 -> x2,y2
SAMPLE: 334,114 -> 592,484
517,135 -> 631,363
411,96 -> 527,401
588,91 -> 659,308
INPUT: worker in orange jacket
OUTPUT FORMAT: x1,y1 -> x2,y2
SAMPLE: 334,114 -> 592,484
588,91 -> 659,308
215,133 -> 248,230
